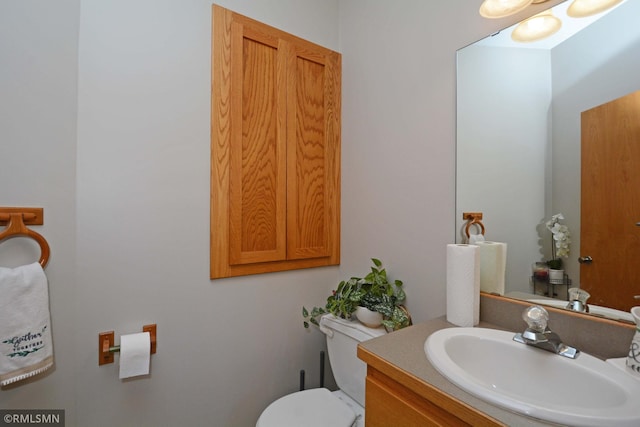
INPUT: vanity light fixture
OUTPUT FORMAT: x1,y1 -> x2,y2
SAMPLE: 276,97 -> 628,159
566,0 -> 623,17
511,10 -> 562,42
479,0 -> 534,19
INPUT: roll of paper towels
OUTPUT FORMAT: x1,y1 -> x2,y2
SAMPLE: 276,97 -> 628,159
119,332 -> 150,379
475,241 -> 507,295
446,244 -> 480,327
468,233 -> 485,245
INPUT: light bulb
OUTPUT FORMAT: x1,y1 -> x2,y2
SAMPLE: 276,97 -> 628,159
479,0 -> 534,19
567,0 -> 624,17
511,10 -> 562,42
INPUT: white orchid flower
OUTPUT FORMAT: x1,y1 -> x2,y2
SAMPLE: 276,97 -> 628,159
546,213 -> 570,259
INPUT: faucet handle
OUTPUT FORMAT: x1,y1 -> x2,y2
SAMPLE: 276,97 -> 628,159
523,305 -> 549,332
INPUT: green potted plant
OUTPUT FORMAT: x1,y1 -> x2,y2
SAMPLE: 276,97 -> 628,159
302,258 -> 410,331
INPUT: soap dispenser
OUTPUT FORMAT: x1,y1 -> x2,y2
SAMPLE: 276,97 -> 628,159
626,306 -> 640,374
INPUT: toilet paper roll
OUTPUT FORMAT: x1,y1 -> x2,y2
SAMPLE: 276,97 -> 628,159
475,241 -> 507,295
119,332 -> 150,379
446,244 -> 480,327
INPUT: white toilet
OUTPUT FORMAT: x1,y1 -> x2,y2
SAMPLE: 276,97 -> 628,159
256,314 -> 387,427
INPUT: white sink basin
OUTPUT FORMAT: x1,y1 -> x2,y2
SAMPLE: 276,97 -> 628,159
425,327 -> 640,426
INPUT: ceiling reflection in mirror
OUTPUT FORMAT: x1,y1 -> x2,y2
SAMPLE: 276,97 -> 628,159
456,0 -> 640,322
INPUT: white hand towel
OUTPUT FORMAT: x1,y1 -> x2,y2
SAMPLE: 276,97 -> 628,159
0,262 -> 54,386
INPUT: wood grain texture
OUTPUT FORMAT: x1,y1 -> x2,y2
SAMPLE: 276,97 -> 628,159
359,348 -> 504,427
211,5 -> 340,278
581,90 -> 640,311
211,5 -> 233,279
229,25 -> 286,265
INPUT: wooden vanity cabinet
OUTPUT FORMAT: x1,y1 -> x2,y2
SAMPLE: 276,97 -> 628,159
358,346 -> 504,427
211,6 -> 341,279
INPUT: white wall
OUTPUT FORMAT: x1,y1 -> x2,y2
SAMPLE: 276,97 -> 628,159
457,46 -> 551,293
338,0 -> 562,308
2,0 -> 561,425
340,0 -> 504,319
0,0 -> 79,416
74,1 -> 340,426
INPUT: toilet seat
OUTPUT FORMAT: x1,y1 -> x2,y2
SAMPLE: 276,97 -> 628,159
256,388 -> 358,427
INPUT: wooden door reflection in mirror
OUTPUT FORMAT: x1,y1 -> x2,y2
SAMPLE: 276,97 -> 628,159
580,90 -> 640,312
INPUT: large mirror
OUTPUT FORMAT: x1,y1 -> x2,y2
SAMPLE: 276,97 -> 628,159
456,0 -> 640,322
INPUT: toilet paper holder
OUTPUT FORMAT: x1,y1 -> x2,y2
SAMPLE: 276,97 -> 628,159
99,324 -> 157,366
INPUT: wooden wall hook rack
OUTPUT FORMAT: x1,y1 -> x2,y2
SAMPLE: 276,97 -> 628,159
0,207 -> 43,225
99,324 -> 157,366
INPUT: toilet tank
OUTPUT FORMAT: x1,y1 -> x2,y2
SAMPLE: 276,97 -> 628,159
319,315 -> 386,407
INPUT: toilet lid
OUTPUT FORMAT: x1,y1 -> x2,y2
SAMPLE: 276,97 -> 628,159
256,388 -> 357,427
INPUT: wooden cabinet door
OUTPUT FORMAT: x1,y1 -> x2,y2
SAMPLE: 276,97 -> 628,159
286,39 -> 341,261
211,5 -> 340,279
227,14 -> 288,266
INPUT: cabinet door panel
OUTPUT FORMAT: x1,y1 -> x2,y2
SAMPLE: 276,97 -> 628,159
366,375 -> 472,427
287,45 -> 340,260
287,52 -> 328,259
229,24 -> 287,265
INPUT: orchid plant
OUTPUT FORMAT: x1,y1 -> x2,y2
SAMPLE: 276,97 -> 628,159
545,213 -> 571,269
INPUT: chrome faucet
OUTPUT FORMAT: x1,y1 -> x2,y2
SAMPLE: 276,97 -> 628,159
513,305 -> 580,359
566,288 -> 590,313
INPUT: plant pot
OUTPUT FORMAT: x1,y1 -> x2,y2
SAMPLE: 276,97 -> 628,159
549,269 -> 564,285
355,306 -> 383,328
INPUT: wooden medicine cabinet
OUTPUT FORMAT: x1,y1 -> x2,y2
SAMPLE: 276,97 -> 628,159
211,5 -> 341,279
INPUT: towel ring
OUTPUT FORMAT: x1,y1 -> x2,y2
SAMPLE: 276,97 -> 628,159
0,212 -> 50,268
465,220 -> 485,239
463,212 -> 486,239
